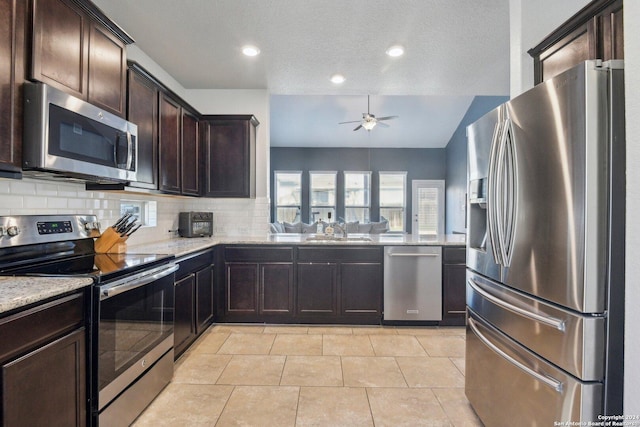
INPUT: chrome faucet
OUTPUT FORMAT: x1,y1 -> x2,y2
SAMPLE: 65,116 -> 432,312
330,222 -> 347,238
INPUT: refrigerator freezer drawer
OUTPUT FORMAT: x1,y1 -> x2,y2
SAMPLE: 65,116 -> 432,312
466,271 -> 605,381
383,246 -> 442,321
466,311 -> 602,427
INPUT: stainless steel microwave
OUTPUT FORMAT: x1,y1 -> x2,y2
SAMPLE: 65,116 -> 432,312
23,82 -> 138,183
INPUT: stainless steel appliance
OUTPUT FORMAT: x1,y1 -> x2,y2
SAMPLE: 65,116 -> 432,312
465,60 -> 625,425
23,82 -> 138,183
0,215 -> 177,426
383,246 -> 442,321
179,211 -> 213,237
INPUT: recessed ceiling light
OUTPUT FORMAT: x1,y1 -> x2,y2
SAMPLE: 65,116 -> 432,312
242,45 -> 260,57
330,74 -> 346,84
386,45 -> 405,57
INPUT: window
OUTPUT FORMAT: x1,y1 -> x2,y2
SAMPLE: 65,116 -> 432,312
344,171 -> 371,223
119,200 -> 157,227
379,172 -> 406,232
274,171 -> 302,223
310,171 -> 336,222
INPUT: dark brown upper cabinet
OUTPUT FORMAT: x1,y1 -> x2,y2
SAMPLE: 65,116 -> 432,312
201,115 -> 259,198
528,0 -> 623,84
159,93 -> 182,194
181,111 -> 200,196
0,0 -> 26,178
126,65 -> 158,190
30,0 -> 132,117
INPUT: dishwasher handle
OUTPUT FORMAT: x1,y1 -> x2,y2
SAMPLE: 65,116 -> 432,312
386,252 -> 439,257
100,263 -> 179,300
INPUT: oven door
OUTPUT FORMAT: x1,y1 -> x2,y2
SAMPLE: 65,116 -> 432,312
96,263 -> 177,411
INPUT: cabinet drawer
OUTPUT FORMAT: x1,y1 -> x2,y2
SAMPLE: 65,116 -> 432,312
297,246 -> 382,263
225,246 -> 293,262
444,247 -> 466,264
176,250 -> 213,279
0,291 -> 85,362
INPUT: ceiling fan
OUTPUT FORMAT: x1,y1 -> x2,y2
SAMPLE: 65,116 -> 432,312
339,95 -> 398,131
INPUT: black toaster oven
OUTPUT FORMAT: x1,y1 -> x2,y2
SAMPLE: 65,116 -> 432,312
179,212 -> 213,237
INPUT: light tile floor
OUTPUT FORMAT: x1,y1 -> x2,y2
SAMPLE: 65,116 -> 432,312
133,324 -> 483,426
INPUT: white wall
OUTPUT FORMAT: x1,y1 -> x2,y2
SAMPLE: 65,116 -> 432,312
623,0 -> 640,415
511,0 -> 640,413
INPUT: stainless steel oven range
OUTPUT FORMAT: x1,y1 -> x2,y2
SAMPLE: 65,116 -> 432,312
0,215 -> 177,426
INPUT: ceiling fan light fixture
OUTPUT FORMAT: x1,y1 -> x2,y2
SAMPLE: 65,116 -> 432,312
386,45 -> 405,57
242,45 -> 261,57
362,120 -> 377,131
330,74 -> 346,84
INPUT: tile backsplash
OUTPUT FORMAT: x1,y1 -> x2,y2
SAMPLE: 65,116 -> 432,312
0,177 -> 270,245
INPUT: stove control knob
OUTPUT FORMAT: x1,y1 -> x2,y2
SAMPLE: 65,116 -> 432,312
6,226 -> 20,237
84,221 -> 100,231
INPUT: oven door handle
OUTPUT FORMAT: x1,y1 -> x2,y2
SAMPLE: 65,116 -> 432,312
100,263 -> 179,300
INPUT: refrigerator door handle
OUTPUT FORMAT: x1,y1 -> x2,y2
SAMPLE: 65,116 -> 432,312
494,119 -> 510,265
468,278 -> 566,331
502,117 -> 517,267
487,120 -> 504,265
468,317 -> 564,393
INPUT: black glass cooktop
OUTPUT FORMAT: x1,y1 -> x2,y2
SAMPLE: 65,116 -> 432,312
0,238 -> 173,283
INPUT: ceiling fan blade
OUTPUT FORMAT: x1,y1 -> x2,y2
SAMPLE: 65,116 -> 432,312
377,121 -> 390,128
376,116 -> 398,121
339,120 -> 362,124
353,124 -> 363,131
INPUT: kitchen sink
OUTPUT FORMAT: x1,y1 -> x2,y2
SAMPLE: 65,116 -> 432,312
305,235 -> 373,242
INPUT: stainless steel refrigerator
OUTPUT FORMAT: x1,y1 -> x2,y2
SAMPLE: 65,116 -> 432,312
465,60 -> 625,425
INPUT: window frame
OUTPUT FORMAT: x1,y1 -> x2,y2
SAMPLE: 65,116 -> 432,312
343,170 -> 372,223
309,170 -> 337,223
378,171 -> 407,232
274,170 -> 303,223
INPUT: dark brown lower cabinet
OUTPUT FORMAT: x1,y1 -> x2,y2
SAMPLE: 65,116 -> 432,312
174,274 -> 195,357
441,246 -> 467,326
1,291 -> 87,427
296,263 -> 337,316
174,250 -> 215,358
225,262 -> 295,319
221,245 -> 382,324
340,262 -> 382,316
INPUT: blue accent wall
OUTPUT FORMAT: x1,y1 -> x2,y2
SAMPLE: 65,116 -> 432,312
444,96 -> 508,234
270,148 -> 446,233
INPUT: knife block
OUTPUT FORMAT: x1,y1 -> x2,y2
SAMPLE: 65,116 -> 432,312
94,227 -> 128,253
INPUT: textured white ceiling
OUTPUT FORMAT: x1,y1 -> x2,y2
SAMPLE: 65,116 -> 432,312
92,0 -> 511,147
271,95 -> 474,148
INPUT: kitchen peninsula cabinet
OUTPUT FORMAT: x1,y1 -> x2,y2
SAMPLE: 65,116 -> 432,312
30,0 -> 132,117
222,246 -> 294,322
201,115 -> 259,198
1,291 -> 87,426
0,0 -> 26,178
297,246 -> 382,323
441,246 -> 467,326
528,0 -> 622,84
174,250 -> 215,358
219,245 -> 382,324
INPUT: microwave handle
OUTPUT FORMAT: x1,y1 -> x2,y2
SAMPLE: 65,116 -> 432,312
126,131 -> 134,171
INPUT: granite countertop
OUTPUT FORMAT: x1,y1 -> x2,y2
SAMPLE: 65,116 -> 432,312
0,276 -> 94,315
126,233 -> 466,258
1,233 -> 465,316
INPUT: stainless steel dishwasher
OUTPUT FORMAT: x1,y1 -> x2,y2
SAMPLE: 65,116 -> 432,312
383,246 -> 442,321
